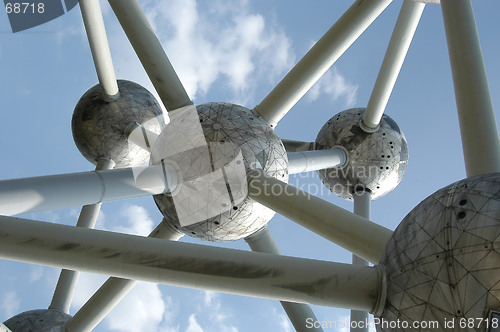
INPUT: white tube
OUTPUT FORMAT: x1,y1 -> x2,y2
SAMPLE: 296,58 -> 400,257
0,215 -> 385,313
80,0 -> 119,101
362,0 -> 425,131
247,169 -> 392,264
254,0 -> 393,127
49,158 -> 115,314
287,148 -> 347,174
0,164 -> 177,216
245,226 -> 323,332
441,0 -> 500,177
0,322 -> 12,332
65,222 -> 184,332
350,190 -> 371,332
108,0 -> 193,111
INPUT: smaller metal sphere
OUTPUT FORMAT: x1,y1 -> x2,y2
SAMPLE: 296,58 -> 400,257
378,173 -> 500,331
315,108 -> 408,200
72,80 -> 164,168
4,309 -> 72,332
151,102 -> 288,242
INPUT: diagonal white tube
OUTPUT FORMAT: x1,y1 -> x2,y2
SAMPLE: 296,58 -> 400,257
254,0 -> 393,127
108,0 -> 193,111
362,0 -> 425,131
0,322 -> 12,332
65,222 -> 184,332
80,0 -> 119,101
247,169 -> 392,264
245,226 -> 323,332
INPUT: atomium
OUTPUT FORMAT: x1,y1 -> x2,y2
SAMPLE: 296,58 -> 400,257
378,172 -> 500,330
72,80 -> 164,168
3,309 -> 71,332
152,102 -> 288,242
315,108 -> 408,200
1,0 -> 499,331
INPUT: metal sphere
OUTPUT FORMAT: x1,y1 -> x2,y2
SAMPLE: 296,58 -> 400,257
378,173 -> 500,331
72,80 -> 164,168
315,108 -> 408,200
152,102 -> 288,242
4,309 -> 72,332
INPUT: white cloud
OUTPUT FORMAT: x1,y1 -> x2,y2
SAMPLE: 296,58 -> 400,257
71,273 -> 108,310
307,67 -> 358,107
203,291 -> 217,307
159,296 -> 181,332
186,314 -> 204,332
105,0 -> 294,106
100,204 -> 154,236
55,24 -> 84,45
72,273 -> 180,332
186,291 -> 239,332
25,210 -> 62,223
29,266 -> 44,282
0,291 -> 21,318
269,307 -> 293,332
278,313 -> 293,332
105,282 -> 170,332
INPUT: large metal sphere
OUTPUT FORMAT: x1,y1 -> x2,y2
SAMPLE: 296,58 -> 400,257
315,108 -> 408,200
4,309 -> 71,332
152,102 -> 288,242
72,80 -> 164,168
378,173 -> 500,331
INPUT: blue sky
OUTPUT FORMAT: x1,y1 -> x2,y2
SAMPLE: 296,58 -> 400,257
1,0 -> 499,331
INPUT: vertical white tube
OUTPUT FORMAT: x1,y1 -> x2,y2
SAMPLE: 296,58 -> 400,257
441,0 -> 500,177
350,190 -> 371,332
245,226 -> 323,332
49,159 -> 115,314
